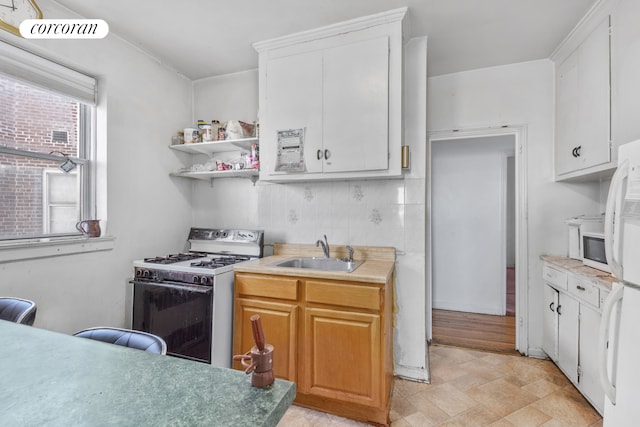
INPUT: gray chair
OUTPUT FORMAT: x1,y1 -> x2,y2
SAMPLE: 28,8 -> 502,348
0,297 -> 37,326
73,327 -> 167,355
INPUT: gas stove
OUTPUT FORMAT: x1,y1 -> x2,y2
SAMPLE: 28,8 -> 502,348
130,227 -> 263,366
133,228 -> 263,285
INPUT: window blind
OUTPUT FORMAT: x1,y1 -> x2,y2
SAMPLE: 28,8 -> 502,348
0,40 -> 96,105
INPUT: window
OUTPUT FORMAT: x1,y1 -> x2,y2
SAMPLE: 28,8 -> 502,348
0,41 -> 96,241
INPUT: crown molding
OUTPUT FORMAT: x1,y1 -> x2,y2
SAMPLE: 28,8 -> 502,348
253,7 -> 407,53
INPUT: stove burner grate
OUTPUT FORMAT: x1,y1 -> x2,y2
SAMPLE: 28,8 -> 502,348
143,252 -> 206,264
190,255 -> 251,269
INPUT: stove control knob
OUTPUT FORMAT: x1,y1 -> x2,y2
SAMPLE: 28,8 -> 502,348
142,270 -> 150,278
200,276 -> 209,285
193,275 -> 200,284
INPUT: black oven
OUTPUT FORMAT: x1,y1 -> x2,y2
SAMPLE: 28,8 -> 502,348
132,280 -> 213,363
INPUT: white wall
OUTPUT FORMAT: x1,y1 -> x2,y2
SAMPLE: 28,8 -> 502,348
191,70 -> 260,229
0,0 -> 193,333
428,60 -> 602,355
432,136 -> 514,315
191,38 -> 429,380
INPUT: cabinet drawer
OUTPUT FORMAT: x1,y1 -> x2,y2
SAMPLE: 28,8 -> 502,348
568,275 -> 600,308
543,264 -> 568,290
235,274 -> 299,301
306,280 -> 381,311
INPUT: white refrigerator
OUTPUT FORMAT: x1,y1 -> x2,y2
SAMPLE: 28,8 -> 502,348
599,139 -> 640,426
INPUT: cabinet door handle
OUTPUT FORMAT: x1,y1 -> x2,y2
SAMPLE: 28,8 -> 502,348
549,302 -> 555,312
576,285 -> 586,291
324,149 -> 330,160
572,146 -> 582,157
557,304 -> 562,316
317,149 -> 323,160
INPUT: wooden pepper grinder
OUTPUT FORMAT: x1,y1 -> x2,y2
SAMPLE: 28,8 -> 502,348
233,315 -> 275,388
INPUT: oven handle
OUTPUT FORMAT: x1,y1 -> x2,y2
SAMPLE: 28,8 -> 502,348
130,279 -> 213,294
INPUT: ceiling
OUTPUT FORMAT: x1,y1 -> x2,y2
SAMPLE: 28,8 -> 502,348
52,0 -> 596,80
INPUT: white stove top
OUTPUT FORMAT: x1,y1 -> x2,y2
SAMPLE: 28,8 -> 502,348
133,228 -> 263,284
133,254 -> 256,276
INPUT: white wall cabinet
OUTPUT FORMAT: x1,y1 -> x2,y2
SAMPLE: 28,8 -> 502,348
542,261 -> 606,414
254,8 -> 406,182
554,16 -> 611,180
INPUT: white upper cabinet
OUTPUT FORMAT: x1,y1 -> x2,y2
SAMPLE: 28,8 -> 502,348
263,51 -> 323,175
553,0 -> 640,181
554,16 -> 611,180
254,8 -> 406,182
322,36 -> 389,173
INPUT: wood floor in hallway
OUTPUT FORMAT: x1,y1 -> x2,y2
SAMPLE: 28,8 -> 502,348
432,309 -> 516,353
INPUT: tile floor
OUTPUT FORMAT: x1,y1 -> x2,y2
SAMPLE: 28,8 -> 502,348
278,345 -> 603,426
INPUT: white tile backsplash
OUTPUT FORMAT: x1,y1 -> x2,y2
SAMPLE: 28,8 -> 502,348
257,179 -> 420,252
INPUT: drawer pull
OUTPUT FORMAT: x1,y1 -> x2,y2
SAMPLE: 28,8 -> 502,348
576,285 -> 586,291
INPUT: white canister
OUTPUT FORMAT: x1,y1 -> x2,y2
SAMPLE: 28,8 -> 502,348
184,128 -> 198,144
201,125 -> 213,142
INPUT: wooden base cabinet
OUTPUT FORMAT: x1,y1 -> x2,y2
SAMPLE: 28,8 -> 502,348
233,272 -> 393,426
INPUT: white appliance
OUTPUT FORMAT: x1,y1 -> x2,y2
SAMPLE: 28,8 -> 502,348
130,228 -> 263,367
565,214 -> 604,260
598,139 -> 640,426
582,231 -> 610,272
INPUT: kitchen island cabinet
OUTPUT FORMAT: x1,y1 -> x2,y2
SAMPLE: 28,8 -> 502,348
0,320 -> 295,427
233,244 -> 395,425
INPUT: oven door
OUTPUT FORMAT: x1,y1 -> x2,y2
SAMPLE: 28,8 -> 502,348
132,280 -> 213,363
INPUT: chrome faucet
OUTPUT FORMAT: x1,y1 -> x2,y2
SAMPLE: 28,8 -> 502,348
346,245 -> 354,262
316,235 -> 330,258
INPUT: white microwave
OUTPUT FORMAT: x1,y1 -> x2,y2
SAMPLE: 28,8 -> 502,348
582,231 -> 610,272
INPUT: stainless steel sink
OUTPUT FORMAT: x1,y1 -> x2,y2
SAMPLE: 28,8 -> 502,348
269,257 -> 363,273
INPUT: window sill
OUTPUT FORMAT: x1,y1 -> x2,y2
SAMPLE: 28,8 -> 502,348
0,236 -> 116,263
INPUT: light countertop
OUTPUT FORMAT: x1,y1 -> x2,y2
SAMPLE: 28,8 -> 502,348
234,255 -> 395,284
0,320 -> 295,427
541,255 -> 617,290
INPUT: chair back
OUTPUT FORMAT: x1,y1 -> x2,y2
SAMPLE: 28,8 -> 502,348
0,297 -> 37,326
73,327 -> 167,355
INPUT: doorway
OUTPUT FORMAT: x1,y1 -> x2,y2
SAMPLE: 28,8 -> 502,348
426,127 -> 528,355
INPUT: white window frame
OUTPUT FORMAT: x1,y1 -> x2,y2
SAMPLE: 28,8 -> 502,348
0,40 -> 112,259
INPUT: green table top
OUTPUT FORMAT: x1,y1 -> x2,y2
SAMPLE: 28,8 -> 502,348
0,320 -> 295,426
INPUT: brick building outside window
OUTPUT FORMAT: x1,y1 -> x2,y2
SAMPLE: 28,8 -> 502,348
0,71 -> 92,240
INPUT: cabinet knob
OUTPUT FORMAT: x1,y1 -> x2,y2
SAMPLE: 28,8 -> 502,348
324,149 -> 330,160
317,149 -> 323,160
557,304 -> 562,315
549,302 -> 555,312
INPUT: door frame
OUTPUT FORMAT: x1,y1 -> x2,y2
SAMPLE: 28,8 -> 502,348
426,125 -> 529,354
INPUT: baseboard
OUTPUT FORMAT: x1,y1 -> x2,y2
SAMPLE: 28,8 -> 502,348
433,301 -> 505,316
527,346 -> 549,360
394,364 -> 430,383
